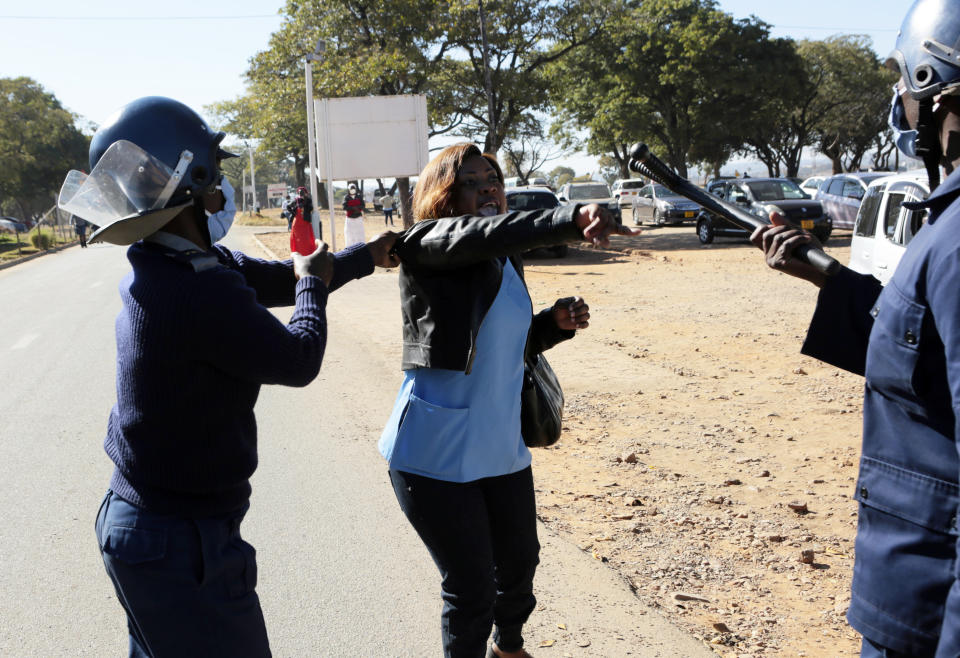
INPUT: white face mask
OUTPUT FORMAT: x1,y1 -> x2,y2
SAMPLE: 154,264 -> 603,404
205,175 -> 236,243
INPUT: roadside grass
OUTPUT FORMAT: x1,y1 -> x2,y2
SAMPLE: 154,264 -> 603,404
0,228 -> 75,262
236,207 -> 287,227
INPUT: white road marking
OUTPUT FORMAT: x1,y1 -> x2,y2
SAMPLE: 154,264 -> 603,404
11,333 -> 39,350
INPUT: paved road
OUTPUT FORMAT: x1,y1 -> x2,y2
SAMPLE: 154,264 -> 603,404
0,227 -> 711,657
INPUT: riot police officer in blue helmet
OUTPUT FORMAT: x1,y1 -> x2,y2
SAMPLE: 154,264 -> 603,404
750,1 -> 960,655
60,97 -> 399,657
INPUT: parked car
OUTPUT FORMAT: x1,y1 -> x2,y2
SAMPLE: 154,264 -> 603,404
815,172 -> 892,230
611,178 -> 646,208
630,183 -> 701,226
848,170 -> 928,285
799,175 -> 826,198
0,217 -> 28,233
505,186 -> 568,257
557,181 -> 621,222
696,177 -> 832,244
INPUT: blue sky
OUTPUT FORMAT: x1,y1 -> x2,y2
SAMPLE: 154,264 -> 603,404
0,1 -> 911,177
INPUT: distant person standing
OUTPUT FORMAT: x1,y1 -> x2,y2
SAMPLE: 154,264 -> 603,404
282,194 -> 296,231
380,191 -> 395,226
73,215 -> 88,248
343,183 -> 366,247
289,186 -> 316,255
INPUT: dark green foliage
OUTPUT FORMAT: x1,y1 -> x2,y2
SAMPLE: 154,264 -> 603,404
0,77 -> 89,220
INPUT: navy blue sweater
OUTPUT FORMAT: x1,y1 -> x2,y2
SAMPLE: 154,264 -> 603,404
106,241 -> 374,517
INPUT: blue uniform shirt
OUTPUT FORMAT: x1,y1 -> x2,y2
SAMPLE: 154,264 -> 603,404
803,167 -> 960,655
379,259 -> 533,482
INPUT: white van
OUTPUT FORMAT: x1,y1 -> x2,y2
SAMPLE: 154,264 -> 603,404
848,170 -> 928,285
611,178 -> 646,207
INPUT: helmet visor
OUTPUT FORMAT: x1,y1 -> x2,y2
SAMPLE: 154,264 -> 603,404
58,140 -> 182,227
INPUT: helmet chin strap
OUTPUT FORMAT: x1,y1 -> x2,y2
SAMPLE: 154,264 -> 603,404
193,197 -> 212,249
916,96 -> 942,191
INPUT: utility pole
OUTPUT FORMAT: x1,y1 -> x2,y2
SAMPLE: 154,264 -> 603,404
305,38 -> 327,244
242,168 -> 248,215
248,148 -> 257,213
478,0 -> 497,153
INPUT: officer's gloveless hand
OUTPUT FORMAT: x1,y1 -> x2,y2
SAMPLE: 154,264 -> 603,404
292,241 -> 334,286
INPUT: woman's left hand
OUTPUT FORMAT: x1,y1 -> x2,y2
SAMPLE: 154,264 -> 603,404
552,296 -> 589,331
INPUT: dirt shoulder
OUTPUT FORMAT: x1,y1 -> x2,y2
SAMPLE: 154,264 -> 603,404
257,215 -> 863,657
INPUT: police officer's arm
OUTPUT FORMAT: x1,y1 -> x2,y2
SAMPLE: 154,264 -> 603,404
191,270 -> 328,387
213,238 -> 397,306
927,247 -> 960,440
751,214 -> 881,375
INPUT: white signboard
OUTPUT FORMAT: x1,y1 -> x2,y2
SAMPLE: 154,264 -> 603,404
314,95 -> 429,180
266,183 -> 287,199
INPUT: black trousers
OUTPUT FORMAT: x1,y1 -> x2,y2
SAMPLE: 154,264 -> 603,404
390,467 -> 540,658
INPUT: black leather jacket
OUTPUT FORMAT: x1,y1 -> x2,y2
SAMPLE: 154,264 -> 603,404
393,205 -> 583,373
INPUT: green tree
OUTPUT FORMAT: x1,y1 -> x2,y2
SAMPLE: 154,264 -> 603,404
211,0 -> 456,224
0,77 -> 89,220
551,0 -> 779,179
597,155 -> 620,186
442,0 -> 608,153
548,165 -> 575,188
804,36 -> 898,173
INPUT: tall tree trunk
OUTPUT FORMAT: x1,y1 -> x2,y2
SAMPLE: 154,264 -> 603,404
397,177 -> 414,228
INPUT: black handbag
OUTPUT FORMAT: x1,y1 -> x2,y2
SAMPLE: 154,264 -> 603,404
520,352 -> 564,448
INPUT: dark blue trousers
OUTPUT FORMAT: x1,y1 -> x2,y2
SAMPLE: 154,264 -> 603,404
390,466 -> 540,658
95,491 -> 270,657
860,638 -> 912,657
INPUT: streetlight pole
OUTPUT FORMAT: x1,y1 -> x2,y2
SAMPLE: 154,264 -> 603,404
248,147 -> 257,214
305,39 -> 328,246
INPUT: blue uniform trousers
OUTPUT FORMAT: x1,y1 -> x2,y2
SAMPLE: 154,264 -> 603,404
95,491 -> 270,657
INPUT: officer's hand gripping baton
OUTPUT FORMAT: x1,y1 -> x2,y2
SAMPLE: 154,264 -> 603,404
628,143 -> 841,277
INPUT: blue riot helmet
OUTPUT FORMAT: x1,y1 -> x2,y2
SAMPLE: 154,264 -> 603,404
887,0 -> 960,100
886,0 -> 960,189
58,97 -> 237,245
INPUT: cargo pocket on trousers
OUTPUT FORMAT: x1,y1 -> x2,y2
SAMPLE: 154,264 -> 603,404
101,525 -> 167,565
227,538 -> 258,598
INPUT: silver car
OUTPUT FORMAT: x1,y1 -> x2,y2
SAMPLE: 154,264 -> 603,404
816,173 -> 891,230
631,184 -> 700,226
557,182 -> 621,222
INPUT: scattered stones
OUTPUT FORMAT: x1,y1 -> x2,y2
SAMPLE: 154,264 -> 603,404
757,470 -> 771,478
622,452 -> 638,464
724,478 -> 742,486
672,592 -> 711,603
712,622 -> 731,633
793,367 -> 808,375
788,502 -> 809,514
800,550 -> 815,564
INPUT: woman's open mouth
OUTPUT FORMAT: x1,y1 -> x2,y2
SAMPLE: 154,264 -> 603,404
477,200 -> 500,216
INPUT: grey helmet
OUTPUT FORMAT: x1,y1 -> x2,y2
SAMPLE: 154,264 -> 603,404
888,0 -> 960,100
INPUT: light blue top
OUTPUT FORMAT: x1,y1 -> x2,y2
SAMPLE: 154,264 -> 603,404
379,259 -> 533,482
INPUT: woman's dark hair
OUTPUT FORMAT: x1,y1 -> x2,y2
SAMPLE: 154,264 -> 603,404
413,143 -> 504,221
